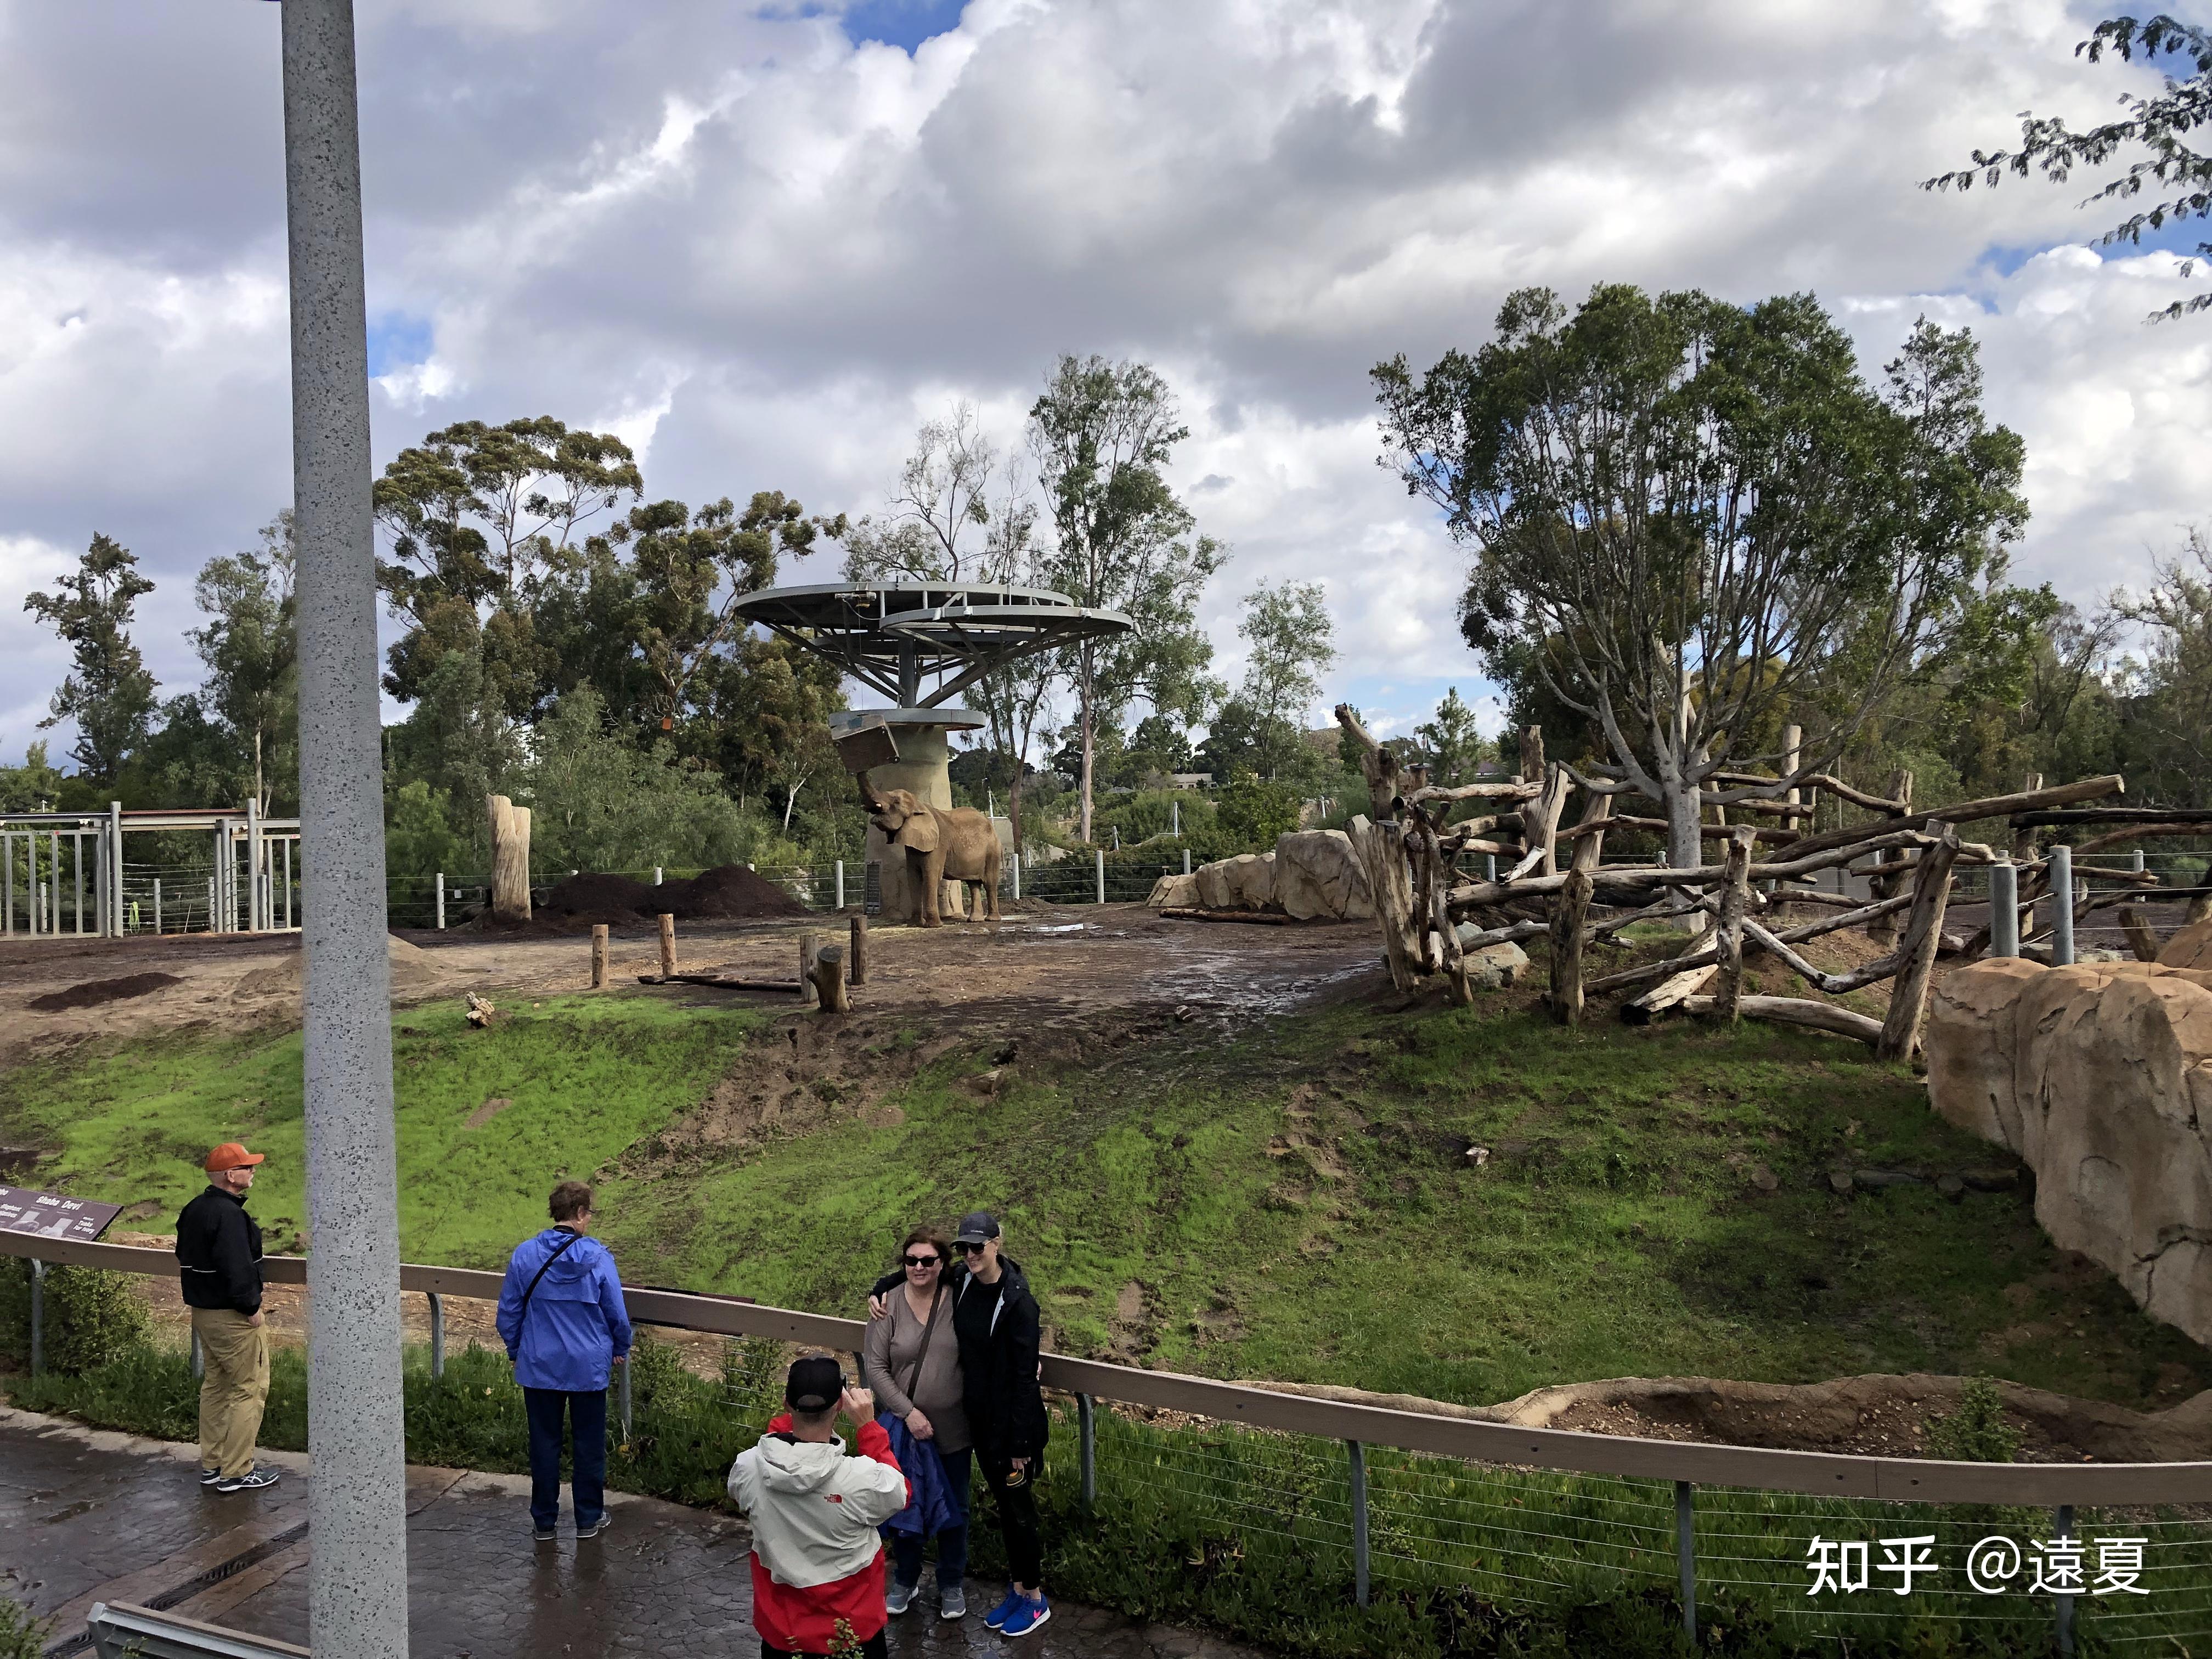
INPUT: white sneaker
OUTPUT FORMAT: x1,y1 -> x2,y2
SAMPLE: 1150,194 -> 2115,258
940,1585 -> 967,1620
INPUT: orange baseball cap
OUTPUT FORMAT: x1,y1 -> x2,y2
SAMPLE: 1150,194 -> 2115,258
204,1143 -> 266,1172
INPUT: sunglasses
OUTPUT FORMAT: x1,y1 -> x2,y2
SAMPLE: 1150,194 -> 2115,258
901,1254 -> 941,1268
957,1240 -> 991,1255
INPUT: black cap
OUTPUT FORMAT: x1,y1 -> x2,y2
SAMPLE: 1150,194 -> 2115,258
785,1356 -> 843,1413
955,1210 -> 1000,1245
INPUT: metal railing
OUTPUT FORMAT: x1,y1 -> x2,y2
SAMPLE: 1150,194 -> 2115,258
7,1231 -> 2207,1649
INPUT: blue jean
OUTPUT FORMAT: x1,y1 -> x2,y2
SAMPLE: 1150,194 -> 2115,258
524,1385 -> 607,1531
890,1444 -> 970,1591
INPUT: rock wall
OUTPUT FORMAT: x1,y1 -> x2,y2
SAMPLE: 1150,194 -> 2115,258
1143,830 -> 1374,921
1926,957 -> 2212,1347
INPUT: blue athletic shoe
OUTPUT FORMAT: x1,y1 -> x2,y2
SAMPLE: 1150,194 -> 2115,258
1001,1593 -> 1051,1638
983,1585 -> 1022,1630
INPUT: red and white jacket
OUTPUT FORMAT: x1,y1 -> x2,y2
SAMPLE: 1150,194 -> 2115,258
727,1413 -> 910,1653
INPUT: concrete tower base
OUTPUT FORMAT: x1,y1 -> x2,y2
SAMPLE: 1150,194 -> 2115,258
836,708 -> 984,924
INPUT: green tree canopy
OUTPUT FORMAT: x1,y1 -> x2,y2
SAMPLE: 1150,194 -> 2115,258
1374,285 -> 2035,868
24,533 -> 159,783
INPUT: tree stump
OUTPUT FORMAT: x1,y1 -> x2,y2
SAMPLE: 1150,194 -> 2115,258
850,915 -> 869,986
1549,867 -> 1595,1025
799,934 -> 822,1007
812,944 -> 850,1013
591,924 -> 608,989
657,913 -> 676,981
486,794 -> 533,923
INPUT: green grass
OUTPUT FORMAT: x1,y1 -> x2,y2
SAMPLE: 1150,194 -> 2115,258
5,990 -> 2205,1409
0,996 -> 761,1267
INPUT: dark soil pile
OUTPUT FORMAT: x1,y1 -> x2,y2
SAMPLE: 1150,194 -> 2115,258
478,865 -> 808,934
660,864 -> 807,920
29,972 -> 183,1012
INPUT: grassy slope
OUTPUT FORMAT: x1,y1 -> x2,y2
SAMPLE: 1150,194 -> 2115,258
6,990 -> 2205,1408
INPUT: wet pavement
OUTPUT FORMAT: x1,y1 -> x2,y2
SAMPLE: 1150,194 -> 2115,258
0,1409 -> 1256,1658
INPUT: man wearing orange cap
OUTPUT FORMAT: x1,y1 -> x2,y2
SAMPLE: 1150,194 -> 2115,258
176,1143 -> 277,1493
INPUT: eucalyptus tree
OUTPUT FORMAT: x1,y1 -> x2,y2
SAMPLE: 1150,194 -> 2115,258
1374,285 -> 2033,868
24,533 -> 159,782
1927,13 -> 2212,321
188,511 -> 297,812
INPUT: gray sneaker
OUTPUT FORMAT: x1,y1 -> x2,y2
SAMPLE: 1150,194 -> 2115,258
939,1585 -> 966,1620
886,1578 -> 918,1615
215,1469 -> 280,1493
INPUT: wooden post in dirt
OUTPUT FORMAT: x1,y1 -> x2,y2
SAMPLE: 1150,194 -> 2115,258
1877,823 -> 1962,1063
1713,828 -> 1756,1023
812,944 -> 850,1013
591,924 -> 608,988
486,793 -> 533,923
657,912 -> 676,981
1549,867 -> 1596,1025
850,914 -> 869,985
800,933 -> 822,1007
1867,770 -> 1913,946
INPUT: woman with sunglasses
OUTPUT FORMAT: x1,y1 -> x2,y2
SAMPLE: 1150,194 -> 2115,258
868,1210 -> 1050,1638
860,1226 -> 972,1620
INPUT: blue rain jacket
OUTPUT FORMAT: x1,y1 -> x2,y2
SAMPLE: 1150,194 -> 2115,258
877,1412 -> 962,1539
495,1228 -> 633,1392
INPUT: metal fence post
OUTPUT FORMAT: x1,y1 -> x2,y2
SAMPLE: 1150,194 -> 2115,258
2053,1503 -> 2076,1657
2133,847 -> 2146,877
619,1355 -> 634,1442
835,860 -> 844,911
654,866 -> 663,886
2050,844 -> 2074,966
1346,1440 -> 1369,1607
1078,1393 -> 1096,1511
1096,850 -> 1105,905
1990,859 -> 2019,958
1012,851 -> 1020,901
1676,1480 -> 1697,1643
434,873 -> 444,932
1486,853 -> 1497,882
29,1259 -> 44,1376
1182,848 -> 1190,876
154,879 -> 162,936
428,1292 -> 444,1379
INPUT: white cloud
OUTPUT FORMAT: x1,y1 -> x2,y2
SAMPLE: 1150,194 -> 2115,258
3,0 -> 2210,763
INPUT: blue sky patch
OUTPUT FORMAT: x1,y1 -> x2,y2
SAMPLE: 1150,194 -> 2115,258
367,313 -> 433,378
839,0 -> 966,52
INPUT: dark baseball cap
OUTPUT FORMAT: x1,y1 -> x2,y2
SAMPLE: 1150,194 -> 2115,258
954,1210 -> 1000,1245
785,1356 -> 843,1413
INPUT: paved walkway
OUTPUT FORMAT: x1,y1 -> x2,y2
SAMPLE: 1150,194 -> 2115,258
0,1410 -> 1255,1658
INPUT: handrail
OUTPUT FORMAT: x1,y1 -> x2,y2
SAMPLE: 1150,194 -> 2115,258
8,1232 -> 2206,1506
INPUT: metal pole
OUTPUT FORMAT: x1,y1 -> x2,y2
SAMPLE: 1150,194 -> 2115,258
110,801 -> 124,938
1990,860 -> 2019,958
428,1293 -> 443,1379
1095,849 -> 1105,905
93,827 -> 106,937
618,1356 -> 633,1441
653,866 -> 663,885
1347,1440 -> 1369,1607
247,796 -> 263,932
1171,798 -> 1179,838
2133,847 -> 2146,877
1077,1393 -> 1096,1511
29,1259 -> 44,1377
2053,1503 -> 2076,1657
434,873 -> 444,932
284,838 -> 294,928
1182,848 -> 1190,876
835,860 -> 844,911
154,879 -> 162,935
49,831 -> 60,933
283,2 -> 411,1649
207,878 -> 217,935
1675,1480 -> 1697,1642
1011,851 -> 1020,901
3,832 -> 12,937
2050,845 -> 2074,966
74,832 -> 84,934
1486,853 -> 1497,883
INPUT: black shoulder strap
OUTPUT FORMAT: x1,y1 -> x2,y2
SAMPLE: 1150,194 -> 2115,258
515,1231 -> 583,1330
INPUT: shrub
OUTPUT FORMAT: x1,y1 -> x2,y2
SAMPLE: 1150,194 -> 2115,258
0,1259 -> 152,1374
0,1596 -> 52,1659
1923,1377 -> 2018,1464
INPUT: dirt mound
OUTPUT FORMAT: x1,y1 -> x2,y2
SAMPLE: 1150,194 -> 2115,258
228,936 -> 452,1005
659,865 -> 807,921
29,972 -> 183,1012
490,865 -> 809,934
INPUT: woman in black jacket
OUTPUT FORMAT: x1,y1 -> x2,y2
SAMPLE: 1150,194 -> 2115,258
872,1210 -> 1051,1637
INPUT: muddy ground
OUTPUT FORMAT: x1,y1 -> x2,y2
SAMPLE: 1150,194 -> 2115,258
8,901 -> 2210,1466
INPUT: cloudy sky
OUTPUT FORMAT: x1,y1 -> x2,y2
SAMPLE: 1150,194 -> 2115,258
3,0 -> 2210,770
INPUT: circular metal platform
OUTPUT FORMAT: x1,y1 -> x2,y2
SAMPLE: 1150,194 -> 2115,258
735,581 -> 1132,707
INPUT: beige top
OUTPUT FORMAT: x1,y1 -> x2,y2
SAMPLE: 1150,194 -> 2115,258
861,1281 -> 970,1454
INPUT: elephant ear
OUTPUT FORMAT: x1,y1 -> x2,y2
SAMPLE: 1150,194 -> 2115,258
896,809 -> 941,854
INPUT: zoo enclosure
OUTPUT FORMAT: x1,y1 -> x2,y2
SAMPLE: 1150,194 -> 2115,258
6,1232 -> 2206,1653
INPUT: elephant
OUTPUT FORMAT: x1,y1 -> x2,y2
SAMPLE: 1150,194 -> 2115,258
864,784 -> 1003,927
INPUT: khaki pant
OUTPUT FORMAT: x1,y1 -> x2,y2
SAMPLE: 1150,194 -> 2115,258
192,1307 -> 270,1478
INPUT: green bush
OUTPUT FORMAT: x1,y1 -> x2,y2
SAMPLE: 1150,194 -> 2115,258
1186,775 -> 1301,861
1923,1377 -> 2018,1464
0,1595 -> 52,1659
0,1259 -> 151,1374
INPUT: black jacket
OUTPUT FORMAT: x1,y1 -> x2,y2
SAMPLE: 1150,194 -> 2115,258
872,1256 -> 1049,1459
176,1186 -> 263,1315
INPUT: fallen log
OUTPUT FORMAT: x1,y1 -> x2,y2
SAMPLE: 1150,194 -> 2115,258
1877,826 -> 1962,1063
2012,805 -> 2212,828
2059,821 -> 2212,859
1623,952 -> 1718,1024
1773,775 -> 2124,860
1586,889 -> 1914,997
638,973 -> 805,992
1677,994 -> 1884,1046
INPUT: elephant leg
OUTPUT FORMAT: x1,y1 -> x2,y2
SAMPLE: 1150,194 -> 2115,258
921,850 -> 945,927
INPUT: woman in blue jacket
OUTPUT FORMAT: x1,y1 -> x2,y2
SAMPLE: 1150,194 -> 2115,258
495,1181 -> 633,1542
